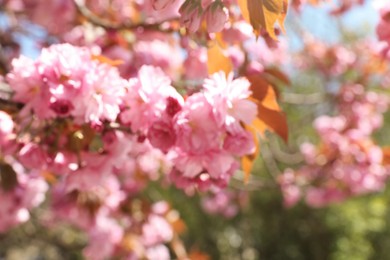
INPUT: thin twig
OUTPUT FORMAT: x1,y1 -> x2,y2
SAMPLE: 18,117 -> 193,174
281,92 -> 326,105
73,0 -> 176,33
260,140 -> 282,181
268,136 -> 304,165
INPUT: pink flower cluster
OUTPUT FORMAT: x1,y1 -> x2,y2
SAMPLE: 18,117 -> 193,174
166,72 -> 257,190
4,0 -> 76,35
4,43 -> 258,195
280,84 -> 390,207
118,66 -> 257,190
1,43 -> 258,258
4,44 -> 258,194
201,188 -> 248,218
296,37 -> 356,77
6,44 -> 126,124
0,157 -> 48,233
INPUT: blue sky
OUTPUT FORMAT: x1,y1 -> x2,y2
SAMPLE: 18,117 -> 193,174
285,0 -> 381,49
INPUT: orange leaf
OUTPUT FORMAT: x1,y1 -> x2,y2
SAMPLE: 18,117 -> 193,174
237,0 -> 250,22
92,55 -> 124,66
241,123 -> 260,182
247,74 -> 288,141
188,250 -> 210,260
259,83 -> 280,111
252,117 -> 268,137
308,0 -> 320,5
41,170 -> 57,184
247,74 -> 280,111
171,218 -> 186,235
263,67 -> 291,86
257,102 -> 288,141
207,42 -> 233,75
278,0 -> 288,34
382,147 -> 390,165
241,0 -> 288,39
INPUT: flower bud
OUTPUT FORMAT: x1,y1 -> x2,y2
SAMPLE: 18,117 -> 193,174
204,2 -> 228,33
179,0 -> 203,33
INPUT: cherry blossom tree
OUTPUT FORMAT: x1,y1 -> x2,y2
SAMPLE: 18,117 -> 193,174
0,0 -> 390,259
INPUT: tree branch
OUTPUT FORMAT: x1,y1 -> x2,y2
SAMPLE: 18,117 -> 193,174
73,0 -> 176,33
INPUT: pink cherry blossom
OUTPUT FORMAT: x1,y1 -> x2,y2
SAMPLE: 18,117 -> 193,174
18,143 -> 49,170
203,71 -> 257,129
201,188 -> 247,218
6,44 -> 127,123
223,130 -> 255,156
83,216 -> 124,260
120,65 -> 183,132
183,47 -> 208,80
147,119 -> 176,153
0,158 -> 48,233
279,82 -> 390,208
143,0 -> 185,22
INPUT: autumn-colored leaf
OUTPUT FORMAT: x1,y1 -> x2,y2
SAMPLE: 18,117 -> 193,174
237,0 -> 250,22
382,147 -> 390,165
247,74 -> 288,142
308,0 -> 331,6
247,74 -> 280,110
171,218 -> 186,234
238,0 -> 288,39
257,101 -> 288,141
241,123 -> 260,181
308,0 -> 320,4
92,54 -> 124,66
241,72 -> 288,178
362,54 -> 388,75
263,67 -> 291,86
188,249 -> 210,260
41,170 -> 57,184
207,42 -> 233,75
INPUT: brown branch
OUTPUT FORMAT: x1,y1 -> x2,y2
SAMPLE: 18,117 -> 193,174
0,82 -> 22,112
280,92 -> 326,105
0,99 -> 23,114
230,175 -> 278,191
73,0 -> 177,33
260,139 -> 282,181
268,136 -> 304,165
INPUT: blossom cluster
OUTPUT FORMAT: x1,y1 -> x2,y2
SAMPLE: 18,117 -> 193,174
201,188 -> 248,218
0,43 -> 258,258
279,84 -> 390,207
295,36 -> 356,77
6,44 -> 126,124
0,0 -> 291,256
0,156 -> 48,233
